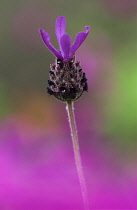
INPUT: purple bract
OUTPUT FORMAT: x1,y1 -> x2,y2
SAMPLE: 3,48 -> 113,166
38,16 -> 90,61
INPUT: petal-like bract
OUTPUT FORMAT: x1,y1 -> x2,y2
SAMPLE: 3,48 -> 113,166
38,29 -> 62,59
70,26 -> 90,57
56,16 -> 66,45
60,33 -> 71,61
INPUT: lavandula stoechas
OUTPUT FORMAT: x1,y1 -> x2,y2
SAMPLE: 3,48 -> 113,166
39,16 -> 90,209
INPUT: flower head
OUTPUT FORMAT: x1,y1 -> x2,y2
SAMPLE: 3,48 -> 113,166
38,16 -> 90,102
38,16 -> 90,61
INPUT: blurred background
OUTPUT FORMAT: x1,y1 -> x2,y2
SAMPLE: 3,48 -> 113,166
0,0 -> 137,209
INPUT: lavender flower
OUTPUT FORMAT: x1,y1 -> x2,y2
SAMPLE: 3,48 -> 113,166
38,16 -> 90,102
38,16 -> 91,209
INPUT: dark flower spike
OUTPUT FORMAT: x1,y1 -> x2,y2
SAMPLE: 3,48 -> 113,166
39,16 -> 90,61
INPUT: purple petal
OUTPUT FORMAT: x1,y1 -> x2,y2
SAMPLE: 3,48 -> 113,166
55,16 -> 66,44
38,29 -> 62,59
70,26 -> 90,57
60,33 -> 71,61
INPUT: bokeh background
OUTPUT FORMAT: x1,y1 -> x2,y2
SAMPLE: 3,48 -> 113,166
0,0 -> 137,209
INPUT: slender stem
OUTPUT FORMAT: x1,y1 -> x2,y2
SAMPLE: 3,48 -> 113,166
66,100 -> 89,210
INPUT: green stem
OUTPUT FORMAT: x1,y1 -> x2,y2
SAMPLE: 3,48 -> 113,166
66,100 -> 89,210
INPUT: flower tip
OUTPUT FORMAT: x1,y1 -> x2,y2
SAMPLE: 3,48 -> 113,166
38,29 -> 49,40
38,29 -> 44,34
56,16 -> 66,21
85,26 -> 90,33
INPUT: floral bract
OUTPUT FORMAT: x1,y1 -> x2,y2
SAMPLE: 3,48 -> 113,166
39,16 -> 90,61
